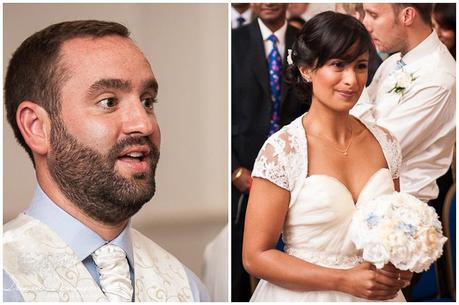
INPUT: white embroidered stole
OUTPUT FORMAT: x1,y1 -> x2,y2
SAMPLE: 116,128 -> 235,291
4,214 -> 193,302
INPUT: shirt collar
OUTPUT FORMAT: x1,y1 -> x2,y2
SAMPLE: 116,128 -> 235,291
231,6 -> 252,21
401,30 -> 439,66
25,185 -> 134,267
257,17 -> 287,48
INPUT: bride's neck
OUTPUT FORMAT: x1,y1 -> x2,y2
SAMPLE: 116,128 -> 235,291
305,104 -> 353,144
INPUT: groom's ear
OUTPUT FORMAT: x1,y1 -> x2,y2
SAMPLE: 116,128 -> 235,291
400,6 -> 416,26
16,101 -> 51,156
298,66 -> 312,83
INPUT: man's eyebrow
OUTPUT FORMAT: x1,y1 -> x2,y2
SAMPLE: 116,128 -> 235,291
365,8 -> 376,15
142,79 -> 159,94
87,78 -> 132,96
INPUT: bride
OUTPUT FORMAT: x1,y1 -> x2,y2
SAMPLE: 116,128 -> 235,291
243,11 -> 413,302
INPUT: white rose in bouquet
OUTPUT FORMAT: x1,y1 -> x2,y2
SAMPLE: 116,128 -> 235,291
350,192 -> 447,273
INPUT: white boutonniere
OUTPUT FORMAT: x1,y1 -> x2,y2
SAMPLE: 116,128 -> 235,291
387,69 -> 417,96
287,49 -> 293,65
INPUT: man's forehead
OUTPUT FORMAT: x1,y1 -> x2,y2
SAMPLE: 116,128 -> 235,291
58,35 -> 155,86
60,35 -> 139,58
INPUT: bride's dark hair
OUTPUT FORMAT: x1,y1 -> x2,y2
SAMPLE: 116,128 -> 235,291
286,11 -> 374,102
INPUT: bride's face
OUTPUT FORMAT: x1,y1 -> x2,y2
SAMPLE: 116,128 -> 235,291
302,52 -> 369,112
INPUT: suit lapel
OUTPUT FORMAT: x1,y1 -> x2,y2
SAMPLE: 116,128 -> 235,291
249,21 -> 270,96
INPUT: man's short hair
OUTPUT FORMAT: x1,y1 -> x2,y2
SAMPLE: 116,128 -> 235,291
393,3 -> 433,26
4,20 -> 130,161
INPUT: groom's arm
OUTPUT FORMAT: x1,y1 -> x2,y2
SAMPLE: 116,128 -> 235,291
350,87 -> 377,122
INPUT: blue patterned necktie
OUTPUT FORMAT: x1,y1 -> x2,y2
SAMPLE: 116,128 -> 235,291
267,34 -> 282,136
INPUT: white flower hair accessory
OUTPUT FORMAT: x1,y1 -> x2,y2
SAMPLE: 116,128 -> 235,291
387,69 -> 417,98
287,49 -> 293,65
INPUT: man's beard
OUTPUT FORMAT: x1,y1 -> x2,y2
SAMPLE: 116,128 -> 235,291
47,118 -> 160,225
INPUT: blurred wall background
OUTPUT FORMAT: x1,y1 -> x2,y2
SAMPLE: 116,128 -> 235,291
3,3 -> 228,282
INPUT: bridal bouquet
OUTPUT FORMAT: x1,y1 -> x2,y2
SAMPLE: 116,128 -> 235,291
350,192 -> 447,273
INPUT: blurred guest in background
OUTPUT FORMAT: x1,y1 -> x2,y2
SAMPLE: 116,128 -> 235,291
287,3 -> 335,22
232,3 -> 307,301
335,3 -> 365,20
203,225 -> 228,301
287,15 -> 306,30
232,3 -> 253,29
287,3 -> 309,19
432,3 -> 456,58
335,3 -> 382,86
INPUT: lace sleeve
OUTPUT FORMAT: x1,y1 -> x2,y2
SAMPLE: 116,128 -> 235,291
252,130 -> 294,191
373,125 -> 402,179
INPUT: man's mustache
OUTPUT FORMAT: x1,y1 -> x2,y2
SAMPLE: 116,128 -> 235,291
107,136 -> 160,163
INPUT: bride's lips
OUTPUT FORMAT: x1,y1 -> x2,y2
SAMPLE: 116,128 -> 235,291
116,145 -> 151,172
336,89 -> 357,100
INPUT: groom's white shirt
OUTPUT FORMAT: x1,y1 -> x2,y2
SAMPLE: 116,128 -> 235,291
351,31 -> 455,203
3,186 -> 210,301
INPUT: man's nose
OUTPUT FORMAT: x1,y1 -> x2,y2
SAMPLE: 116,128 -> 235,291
362,15 -> 372,32
121,100 -> 156,136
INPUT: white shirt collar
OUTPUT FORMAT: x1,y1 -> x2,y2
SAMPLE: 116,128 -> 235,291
257,18 -> 287,48
401,30 -> 440,65
231,6 -> 252,28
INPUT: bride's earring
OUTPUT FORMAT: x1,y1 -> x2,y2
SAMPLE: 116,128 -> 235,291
298,66 -> 312,83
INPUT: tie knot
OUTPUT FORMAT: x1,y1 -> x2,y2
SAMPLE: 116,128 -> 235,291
268,34 -> 278,45
395,58 -> 406,70
237,16 -> 245,25
92,244 -> 127,266
92,244 -> 133,302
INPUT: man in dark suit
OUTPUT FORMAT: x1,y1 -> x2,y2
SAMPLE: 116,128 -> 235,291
231,3 -> 307,301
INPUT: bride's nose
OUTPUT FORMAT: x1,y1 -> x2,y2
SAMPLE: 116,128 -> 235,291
343,69 -> 358,87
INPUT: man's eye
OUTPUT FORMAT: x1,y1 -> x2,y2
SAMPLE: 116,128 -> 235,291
98,97 -> 117,108
142,97 -> 157,110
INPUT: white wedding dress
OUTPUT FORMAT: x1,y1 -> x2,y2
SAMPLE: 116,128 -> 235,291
250,115 -> 406,302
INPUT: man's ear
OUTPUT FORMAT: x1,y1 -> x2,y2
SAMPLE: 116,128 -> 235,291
400,6 -> 416,26
298,66 -> 312,83
16,101 -> 51,156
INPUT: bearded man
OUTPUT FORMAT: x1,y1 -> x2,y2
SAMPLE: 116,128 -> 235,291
3,20 -> 209,302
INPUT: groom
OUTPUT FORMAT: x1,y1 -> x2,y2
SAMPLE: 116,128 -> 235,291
3,20 -> 208,301
352,3 -> 455,205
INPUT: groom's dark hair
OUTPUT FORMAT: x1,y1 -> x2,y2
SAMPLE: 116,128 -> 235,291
286,11 -> 373,101
4,20 -> 130,163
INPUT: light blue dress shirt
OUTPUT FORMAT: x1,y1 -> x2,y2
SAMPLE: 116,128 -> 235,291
3,186 -> 210,302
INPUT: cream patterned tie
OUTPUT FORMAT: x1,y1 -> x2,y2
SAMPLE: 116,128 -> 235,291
91,244 -> 133,302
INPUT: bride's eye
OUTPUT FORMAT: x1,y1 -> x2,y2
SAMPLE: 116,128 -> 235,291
356,63 -> 368,70
331,61 -> 345,69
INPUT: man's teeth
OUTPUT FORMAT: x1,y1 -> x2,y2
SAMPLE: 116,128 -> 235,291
126,152 -> 144,158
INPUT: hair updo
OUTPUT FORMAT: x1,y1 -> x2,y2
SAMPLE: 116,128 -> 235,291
286,11 -> 373,102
